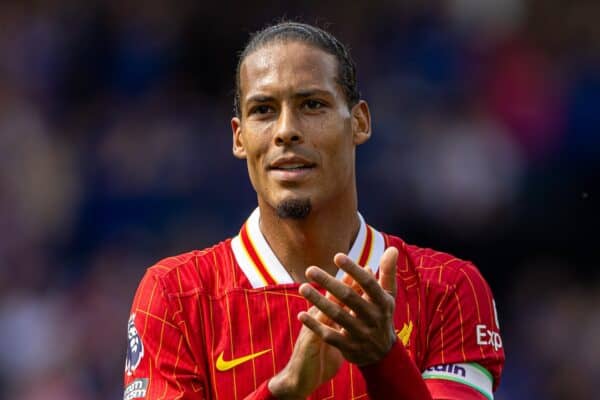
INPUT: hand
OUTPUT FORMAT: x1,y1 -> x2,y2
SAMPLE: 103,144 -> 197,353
298,247 -> 399,366
268,307 -> 344,399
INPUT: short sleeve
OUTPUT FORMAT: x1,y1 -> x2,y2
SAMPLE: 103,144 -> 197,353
123,270 -> 205,399
423,262 -> 505,398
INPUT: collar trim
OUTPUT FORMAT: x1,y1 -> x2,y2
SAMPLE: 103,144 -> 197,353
231,208 -> 385,288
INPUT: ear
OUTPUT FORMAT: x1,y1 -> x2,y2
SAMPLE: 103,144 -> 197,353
231,117 -> 246,159
351,100 -> 371,145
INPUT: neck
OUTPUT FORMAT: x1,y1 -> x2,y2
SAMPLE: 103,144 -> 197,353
257,197 -> 360,282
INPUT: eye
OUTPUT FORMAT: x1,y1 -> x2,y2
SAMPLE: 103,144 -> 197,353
303,99 -> 325,110
249,105 -> 274,115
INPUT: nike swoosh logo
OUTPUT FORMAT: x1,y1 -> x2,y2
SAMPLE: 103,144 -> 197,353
215,349 -> 271,371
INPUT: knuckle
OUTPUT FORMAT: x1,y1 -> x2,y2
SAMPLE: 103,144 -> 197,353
361,278 -> 377,291
340,285 -> 354,300
319,274 -> 332,286
314,293 -> 326,307
322,330 -> 336,343
350,325 -> 369,340
331,306 -> 346,322
330,287 -> 349,304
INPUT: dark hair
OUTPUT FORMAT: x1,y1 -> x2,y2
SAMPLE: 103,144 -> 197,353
233,21 -> 360,117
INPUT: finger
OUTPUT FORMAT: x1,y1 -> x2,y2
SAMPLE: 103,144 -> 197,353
326,273 -> 355,307
378,247 -> 399,299
298,310 -> 354,354
331,273 -> 361,318
299,283 -> 365,331
305,301 -> 335,326
334,254 -> 388,306
338,265 -> 370,297
304,267 -> 374,322
333,253 -> 373,284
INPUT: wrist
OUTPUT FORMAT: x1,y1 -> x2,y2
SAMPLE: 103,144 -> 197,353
355,326 -> 398,367
267,369 -> 305,400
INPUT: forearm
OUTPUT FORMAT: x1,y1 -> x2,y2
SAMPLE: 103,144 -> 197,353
359,340 -> 433,400
266,369 -> 307,400
246,338 -> 432,400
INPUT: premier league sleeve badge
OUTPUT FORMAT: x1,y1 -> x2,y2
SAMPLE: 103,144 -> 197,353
125,313 -> 144,376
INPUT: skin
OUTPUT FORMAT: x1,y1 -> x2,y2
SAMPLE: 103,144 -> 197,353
231,40 -> 398,398
232,40 -> 370,279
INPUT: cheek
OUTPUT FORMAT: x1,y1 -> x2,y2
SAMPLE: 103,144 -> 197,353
246,154 -> 263,185
244,139 -> 270,185
318,124 -> 354,168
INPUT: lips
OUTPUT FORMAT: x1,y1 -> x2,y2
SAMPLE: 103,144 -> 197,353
268,156 -> 316,171
273,163 -> 309,170
268,155 -> 316,181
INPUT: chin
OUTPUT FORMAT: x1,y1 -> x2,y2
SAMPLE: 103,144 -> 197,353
275,198 -> 312,219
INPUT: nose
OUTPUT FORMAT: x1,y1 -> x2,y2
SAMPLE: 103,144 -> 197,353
274,105 -> 303,146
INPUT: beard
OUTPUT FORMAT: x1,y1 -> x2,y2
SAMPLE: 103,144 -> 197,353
276,198 -> 312,219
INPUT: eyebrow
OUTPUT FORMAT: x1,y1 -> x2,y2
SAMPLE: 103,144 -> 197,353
293,89 -> 332,99
246,95 -> 276,104
246,89 -> 333,104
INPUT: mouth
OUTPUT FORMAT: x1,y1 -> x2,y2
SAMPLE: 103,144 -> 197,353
269,163 -> 315,171
268,157 -> 316,181
268,156 -> 316,170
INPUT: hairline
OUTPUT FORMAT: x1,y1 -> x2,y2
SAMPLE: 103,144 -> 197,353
236,38 -> 356,118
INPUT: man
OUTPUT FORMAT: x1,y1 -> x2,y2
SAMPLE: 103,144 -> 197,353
124,21 -> 504,400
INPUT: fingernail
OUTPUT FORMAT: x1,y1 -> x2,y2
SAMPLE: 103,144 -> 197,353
299,285 -> 311,296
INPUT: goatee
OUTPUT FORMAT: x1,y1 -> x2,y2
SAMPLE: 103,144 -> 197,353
276,198 -> 312,219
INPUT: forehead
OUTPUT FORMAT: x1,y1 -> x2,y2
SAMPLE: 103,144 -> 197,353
239,41 -> 341,101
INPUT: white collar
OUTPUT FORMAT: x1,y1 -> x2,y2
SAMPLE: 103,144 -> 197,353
231,208 -> 385,288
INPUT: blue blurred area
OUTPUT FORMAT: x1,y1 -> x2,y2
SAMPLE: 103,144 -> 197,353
0,1 -> 598,399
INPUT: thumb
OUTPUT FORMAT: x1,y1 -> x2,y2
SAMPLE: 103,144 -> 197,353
378,247 -> 398,299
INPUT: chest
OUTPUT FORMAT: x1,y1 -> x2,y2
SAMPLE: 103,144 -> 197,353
185,283 -> 424,399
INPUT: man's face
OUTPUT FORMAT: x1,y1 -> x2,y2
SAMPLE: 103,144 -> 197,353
231,41 -> 371,217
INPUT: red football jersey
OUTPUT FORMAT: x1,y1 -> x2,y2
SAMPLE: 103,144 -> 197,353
123,209 -> 504,399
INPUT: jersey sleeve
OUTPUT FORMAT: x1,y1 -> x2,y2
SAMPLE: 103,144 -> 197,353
359,339 -> 433,400
123,269 -> 205,399
422,262 -> 505,399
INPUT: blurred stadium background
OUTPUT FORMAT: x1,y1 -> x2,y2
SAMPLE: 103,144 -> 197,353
0,1 -> 598,399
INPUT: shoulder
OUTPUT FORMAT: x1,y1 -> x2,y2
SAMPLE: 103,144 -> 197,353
385,233 -> 497,323
385,234 -> 504,390
385,234 -> 485,289
142,238 -> 235,296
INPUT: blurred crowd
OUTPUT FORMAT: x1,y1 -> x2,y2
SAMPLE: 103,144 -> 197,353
0,1 -> 598,399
